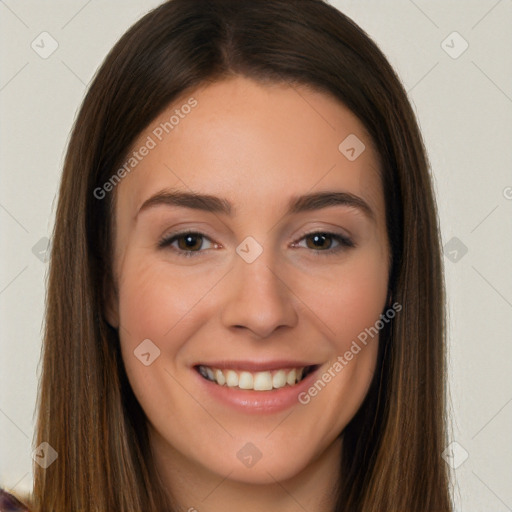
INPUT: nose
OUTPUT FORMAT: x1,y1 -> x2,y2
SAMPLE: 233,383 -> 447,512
220,246 -> 298,339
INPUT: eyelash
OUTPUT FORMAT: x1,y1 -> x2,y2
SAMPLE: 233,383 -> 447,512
157,230 -> 355,258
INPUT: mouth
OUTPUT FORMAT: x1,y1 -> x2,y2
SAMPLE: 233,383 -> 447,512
195,364 -> 318,391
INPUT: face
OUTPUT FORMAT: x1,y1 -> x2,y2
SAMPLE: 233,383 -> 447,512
108,76 -> 390,490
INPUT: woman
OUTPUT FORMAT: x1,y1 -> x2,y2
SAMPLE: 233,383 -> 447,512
2,0 -> 452,510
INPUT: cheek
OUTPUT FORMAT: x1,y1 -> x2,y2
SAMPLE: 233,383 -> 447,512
117,254 -> 215,342
115,251 -> 225,397
300,245 -> 389,347
115,255 -> 212,431
299,246 -> 387,392
291,249 -> 388,436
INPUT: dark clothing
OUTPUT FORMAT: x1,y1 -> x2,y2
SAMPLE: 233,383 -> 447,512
0,489 -> 30,512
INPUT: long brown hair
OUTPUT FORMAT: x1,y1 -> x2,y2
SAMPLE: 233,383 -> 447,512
31,0 -> 451,510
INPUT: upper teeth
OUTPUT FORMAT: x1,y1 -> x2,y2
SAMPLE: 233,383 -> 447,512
198,365 -> 306,391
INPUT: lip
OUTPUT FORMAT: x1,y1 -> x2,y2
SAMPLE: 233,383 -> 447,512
193,362 -> 321,414
194,360 -> 315,372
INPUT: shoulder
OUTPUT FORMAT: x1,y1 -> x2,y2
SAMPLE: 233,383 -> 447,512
0,488 -> 30,512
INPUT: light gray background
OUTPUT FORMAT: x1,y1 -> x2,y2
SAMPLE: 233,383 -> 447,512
1,1 -> 511,510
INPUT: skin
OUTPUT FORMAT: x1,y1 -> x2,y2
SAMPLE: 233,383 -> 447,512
107,75 -> 390,511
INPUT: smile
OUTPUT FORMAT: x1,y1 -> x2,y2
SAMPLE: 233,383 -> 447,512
196,365 -> 316,391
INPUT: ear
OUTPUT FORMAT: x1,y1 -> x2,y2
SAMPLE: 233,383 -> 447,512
103,274 -> 120,329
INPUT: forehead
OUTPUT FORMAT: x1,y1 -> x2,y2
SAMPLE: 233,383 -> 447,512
116,76 -> 384,223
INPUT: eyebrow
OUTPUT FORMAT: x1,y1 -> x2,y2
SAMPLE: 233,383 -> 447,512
137,188 -> 375,222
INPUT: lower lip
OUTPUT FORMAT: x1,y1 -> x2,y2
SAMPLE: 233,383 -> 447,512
194,367 -> 320,414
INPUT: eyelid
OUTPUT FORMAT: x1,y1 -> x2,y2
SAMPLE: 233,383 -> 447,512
294,226 -> 354,245
292,228 -> 355,255
157,230 -> 218,257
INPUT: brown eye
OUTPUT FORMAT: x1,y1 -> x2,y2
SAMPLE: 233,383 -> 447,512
176,233 -> 203,251
158,231 -> 215,257
305,233 -> 335,250
294,231 -> 355,256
